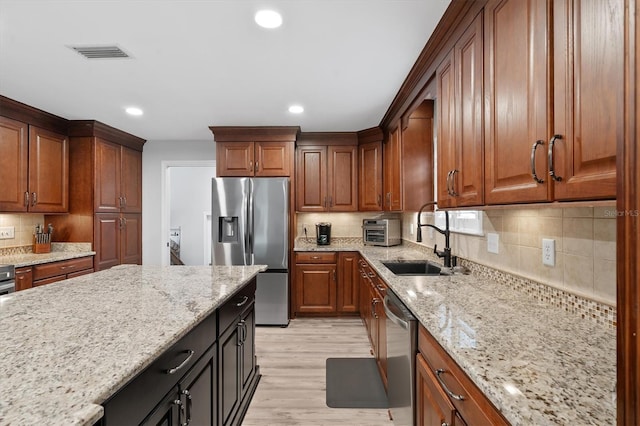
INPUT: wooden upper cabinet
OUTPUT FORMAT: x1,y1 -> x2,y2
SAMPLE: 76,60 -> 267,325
296,132 -> 357,212
437,12 -> 484,208
358,142 -> 383,211
216,141 -> 254,176
27,126 -> 69,213
255,141 -> 292,177
384,126 -> 402,211
95,139 -> 122,213
210,127 -> 299,177
296,145 -> 327,212
437,50 -> 457,209
484,0 -> 550,204
402,101 -> 435,212
121,147 -> 142,213
327,145 -> 357,211
551,0 -> 622,200
0,116 -> 29,212
358,127 -> 384,211
0,118 -> 68,213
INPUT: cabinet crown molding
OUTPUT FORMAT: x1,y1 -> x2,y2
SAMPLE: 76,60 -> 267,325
68,120 -> 146,152
357,127 -> 384,144
297,131 -> 358,146
0,95 -> 68,134
209,126 -> 300,142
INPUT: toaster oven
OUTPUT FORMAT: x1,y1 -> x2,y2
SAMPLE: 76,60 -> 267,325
363,218 -> 401,247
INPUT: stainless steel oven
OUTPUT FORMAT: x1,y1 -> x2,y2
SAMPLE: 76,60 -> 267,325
0,265 -> 16,296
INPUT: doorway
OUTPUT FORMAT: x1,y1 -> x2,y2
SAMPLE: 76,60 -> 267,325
161,161 -> 216,266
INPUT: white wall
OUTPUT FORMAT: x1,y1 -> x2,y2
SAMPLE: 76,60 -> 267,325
142,140 -> 215,265
169,167 -> 216,265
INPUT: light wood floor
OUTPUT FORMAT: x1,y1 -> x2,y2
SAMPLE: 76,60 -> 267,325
242,318 -> 392,425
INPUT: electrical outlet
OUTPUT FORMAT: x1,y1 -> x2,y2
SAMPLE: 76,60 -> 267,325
487,233 -> 499,254
409,223 -> 414,235
428,227 -> 434,240
542,238 -> 555,266
0,226 -> 15,239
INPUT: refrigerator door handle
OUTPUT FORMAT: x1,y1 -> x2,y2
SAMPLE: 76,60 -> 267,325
246,179 -> 254,265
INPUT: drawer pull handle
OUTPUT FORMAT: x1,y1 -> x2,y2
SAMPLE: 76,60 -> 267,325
311,256 -> 320,260
236,295 -> 249,307
166,349 -> 195,374
368,272 -> 376,278
435,368 -> 465,401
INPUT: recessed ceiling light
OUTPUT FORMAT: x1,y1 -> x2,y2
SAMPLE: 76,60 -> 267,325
125,107 -> 143,116
255,10 -> 282,29
288,105 -> 304,114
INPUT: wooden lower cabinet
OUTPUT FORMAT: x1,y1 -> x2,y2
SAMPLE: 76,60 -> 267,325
15,256 -> 94,291
337,252 -> 359,313
417,324 -> 508,425
293,252 -> 337,315
416,352 -> 463,426
15,267 -> 33,291
358,258 -> 387,388
94,213 -> 142,271
293,251 -> 360,316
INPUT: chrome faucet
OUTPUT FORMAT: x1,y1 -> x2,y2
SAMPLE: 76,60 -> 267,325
416,202 -> 455,268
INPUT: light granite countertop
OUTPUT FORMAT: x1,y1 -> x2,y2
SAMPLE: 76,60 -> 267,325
0,243 -> 95,267
295,240 -> 617,425
0,264 -> 266,426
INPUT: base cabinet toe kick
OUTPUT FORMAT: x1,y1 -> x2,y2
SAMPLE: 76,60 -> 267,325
98,278 -> 259,426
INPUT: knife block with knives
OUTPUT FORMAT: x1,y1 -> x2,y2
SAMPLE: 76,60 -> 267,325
33,224 -> 53,254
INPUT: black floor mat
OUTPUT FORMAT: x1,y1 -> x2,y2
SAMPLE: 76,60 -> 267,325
325,357 -> 388,408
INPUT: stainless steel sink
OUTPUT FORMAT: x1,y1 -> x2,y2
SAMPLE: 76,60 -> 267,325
381,260 -> 451,276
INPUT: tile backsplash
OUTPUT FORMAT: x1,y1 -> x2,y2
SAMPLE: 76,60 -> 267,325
0,214 -> 45,248
403,206 -> 617,306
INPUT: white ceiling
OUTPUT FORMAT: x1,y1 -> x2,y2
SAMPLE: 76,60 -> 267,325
0,0 -> 450,141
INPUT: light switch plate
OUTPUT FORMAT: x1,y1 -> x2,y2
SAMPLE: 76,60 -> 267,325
542,238 -> 556,266
0,226 -> 15,239
487,233 -> 499,254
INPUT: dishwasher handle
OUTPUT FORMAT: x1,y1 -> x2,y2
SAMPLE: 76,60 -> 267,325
383,294 -> 410,331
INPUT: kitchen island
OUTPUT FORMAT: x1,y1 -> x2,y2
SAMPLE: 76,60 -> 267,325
0,264 -> 265,426
295,240 -> 616,425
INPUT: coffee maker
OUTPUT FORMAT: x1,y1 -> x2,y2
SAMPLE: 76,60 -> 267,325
315,222 -> 332,245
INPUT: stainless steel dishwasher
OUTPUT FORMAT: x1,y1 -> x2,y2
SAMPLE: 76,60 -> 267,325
384,290 -> 417,426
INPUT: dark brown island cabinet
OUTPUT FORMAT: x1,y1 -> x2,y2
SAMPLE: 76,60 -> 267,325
100,279 -> 259,426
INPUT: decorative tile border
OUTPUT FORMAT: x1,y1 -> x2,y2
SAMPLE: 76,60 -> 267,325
0,246 -> 32,256
403,240 -> 617,329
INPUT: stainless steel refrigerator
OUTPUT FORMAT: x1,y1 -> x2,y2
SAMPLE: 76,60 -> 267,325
212,177 -> 289,326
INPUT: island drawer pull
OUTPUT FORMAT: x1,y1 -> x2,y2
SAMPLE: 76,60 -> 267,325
435,368 -> 465,401
236,295 -> 249,307
166,349 -> 195,374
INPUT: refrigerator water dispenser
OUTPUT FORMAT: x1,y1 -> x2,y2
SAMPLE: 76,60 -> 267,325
219,217 -> 238,243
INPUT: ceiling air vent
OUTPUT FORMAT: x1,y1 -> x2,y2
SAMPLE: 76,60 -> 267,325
69,45 -> 130,59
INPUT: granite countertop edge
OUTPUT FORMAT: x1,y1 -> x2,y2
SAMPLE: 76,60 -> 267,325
294,241 -> 616,425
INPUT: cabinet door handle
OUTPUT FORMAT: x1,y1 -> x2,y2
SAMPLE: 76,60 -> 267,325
548,134 -> 563,182
446,170 -> 453,195
255,161 -> 259,172
531,140 -> 545,183
31,192 -> 37,206
377,194 -> 381,206
182,389 -> 192,425
333,269 -> 336,282
118,196 -> 123,208
236,295 -> 249,307
122,196 -> 127,207
24,192 -> 29,207
166,349 -> 195,374
435,368 -> 465,400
